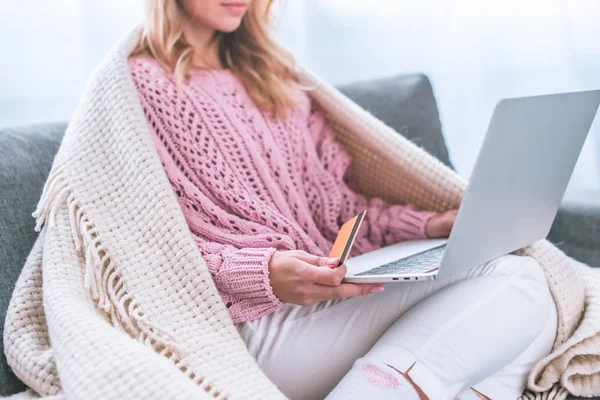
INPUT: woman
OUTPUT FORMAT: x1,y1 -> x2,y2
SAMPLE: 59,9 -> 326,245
128,1 -> 557,399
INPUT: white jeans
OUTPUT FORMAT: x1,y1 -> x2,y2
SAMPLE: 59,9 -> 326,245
236,255 -> 557,400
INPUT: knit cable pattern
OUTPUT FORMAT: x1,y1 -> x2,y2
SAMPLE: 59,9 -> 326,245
128,56 -> 435,323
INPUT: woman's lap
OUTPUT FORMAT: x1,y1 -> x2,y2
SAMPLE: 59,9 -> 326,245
237,255 -> 557,400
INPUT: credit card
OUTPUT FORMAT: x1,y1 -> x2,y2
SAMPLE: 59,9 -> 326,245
328,210 -> 367,267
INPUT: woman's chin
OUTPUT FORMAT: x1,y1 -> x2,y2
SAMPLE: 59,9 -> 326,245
216,19 -> 244,33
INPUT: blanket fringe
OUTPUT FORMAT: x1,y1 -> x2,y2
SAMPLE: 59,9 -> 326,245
32,168 -> 227,398
30,168 -> 233,397
519,384 -> 569,400
32,171 -> 184,354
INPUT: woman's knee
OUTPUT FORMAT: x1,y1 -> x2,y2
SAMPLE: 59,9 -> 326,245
491,255 -> 553,326
486,255 -> 546,284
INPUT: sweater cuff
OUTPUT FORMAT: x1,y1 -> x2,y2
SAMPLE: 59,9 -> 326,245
391,207 -> 438,240
215,247 -> 281,304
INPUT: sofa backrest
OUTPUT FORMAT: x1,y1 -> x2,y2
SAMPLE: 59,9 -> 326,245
338,74 -> 453,169
0,122 -> 66,395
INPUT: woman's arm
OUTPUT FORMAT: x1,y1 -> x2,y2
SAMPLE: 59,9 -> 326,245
306,101 -> 438,255
194,238 -> 283,323
195,238 -> 383,322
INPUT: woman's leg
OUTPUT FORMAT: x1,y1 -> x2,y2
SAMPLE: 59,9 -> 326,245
326,255 -> 556,400
238,259 -> 469,399
465,298 -> 557,399
237,255 -> 555,400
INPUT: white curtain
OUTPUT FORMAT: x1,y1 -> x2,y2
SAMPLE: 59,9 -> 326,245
2,0 -> 599,189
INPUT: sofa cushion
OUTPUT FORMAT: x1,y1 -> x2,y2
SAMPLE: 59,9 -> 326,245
338,74 -> 454,169
0,122 -> 66,396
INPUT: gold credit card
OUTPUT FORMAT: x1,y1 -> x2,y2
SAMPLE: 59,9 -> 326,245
328,210 -> 367,267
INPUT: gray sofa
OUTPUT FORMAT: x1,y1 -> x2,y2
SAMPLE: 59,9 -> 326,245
1,75 -> 599,399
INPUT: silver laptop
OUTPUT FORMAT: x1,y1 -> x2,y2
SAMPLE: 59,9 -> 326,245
344,90 -> 600,283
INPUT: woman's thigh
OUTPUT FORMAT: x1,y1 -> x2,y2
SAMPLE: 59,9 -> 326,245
236,255 -> 552,400
472,301 -> 557,400
238,266 -> 459,398
361,255 -> 555,399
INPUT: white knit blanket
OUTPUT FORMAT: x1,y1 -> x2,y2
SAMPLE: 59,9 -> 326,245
4,29 -> 600,400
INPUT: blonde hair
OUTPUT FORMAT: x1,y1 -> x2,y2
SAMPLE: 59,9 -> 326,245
131,0 -> 300,118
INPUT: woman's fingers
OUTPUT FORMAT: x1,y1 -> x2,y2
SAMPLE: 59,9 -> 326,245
280,250 -> 385,303
314,282 -> 383,300
307,264 -> 347,286
291,250 -> 339,267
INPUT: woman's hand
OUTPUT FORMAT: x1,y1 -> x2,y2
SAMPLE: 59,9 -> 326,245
268,250 -> 384,306
425,209 -> 459,238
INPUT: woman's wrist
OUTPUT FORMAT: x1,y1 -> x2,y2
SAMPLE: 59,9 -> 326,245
215,247 -> 279,300
424,214 -> 437,238
425,209 -> 459,238
393,208 -> 438,239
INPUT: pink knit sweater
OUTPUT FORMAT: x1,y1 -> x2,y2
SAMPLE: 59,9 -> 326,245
129,57 -> 437,323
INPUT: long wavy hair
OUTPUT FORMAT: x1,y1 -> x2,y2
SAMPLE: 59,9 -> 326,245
131,0 -> 300,117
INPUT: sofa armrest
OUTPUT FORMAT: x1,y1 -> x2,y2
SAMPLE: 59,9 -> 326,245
547,190 -> 600,267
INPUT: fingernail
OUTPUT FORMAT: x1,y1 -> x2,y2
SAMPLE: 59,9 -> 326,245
326,257 -> 339,266
370,285 -> 384,293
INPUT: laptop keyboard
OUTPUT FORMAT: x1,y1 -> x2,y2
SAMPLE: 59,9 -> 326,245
355,244 -> 446,276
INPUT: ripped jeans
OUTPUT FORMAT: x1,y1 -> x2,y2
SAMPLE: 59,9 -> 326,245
236,255 -> 557,400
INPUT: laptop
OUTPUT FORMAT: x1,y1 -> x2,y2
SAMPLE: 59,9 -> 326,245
342,90 -> 600,283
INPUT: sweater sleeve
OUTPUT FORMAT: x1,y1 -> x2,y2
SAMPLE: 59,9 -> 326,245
306,101 -> 438,255
129,57 -> 283,324
193,238 -> 283,324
